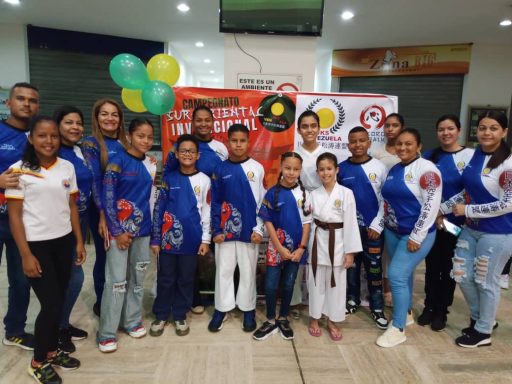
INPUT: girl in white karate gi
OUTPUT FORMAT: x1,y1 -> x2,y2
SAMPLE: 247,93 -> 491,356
307,152 -> 362,341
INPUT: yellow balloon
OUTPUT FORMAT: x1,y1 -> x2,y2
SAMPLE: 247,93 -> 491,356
147,54 -> 180,87
121,88 -> 147,113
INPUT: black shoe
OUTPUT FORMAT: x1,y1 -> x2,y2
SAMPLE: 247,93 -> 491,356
93,302 -> 101,317
461,318 -> 498,335
417,308 -> 434,326
28,361 -> 62,384
252,321 -> 278,341
243,310 -> 256,332
208,310 -> 226,332
3,332 -> 35,350
276,319 -> 294,340
57,330 -> 75,354
48,350 -> 81,370
345,300 -> 359,315
68,325 -> 88,340
371,310 -> 389,330
455,328 -> 491,348
430,311 -> 447,332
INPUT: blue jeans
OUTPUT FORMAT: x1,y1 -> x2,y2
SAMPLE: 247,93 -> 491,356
89,204 -> 107,305
59,214 -> 88,329
1,216 -> 31,337
265,261 -> 300,319
385,228 -> 436,329
452,227 -> 512,334
153,253 -> 198,321
347,227 -> 384,311
98,236 -> 150,340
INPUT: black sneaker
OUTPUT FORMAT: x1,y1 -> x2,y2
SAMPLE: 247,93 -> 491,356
208,310 -> 226,332
371,310 -> 389,330
455,328 -> 491,348
252,321 -> 278,341
417,308 -> 434,326
48,350 -> 81,370
28,361 -> 62,384
57,329 -> 76,354
243,310 -> 257,332
461,319 -> 499,335
68,325 -> 88,340
430,312 -> 447,332
3,333 -> 35,350
276,319 -> 294,340
346,300 -> 359,315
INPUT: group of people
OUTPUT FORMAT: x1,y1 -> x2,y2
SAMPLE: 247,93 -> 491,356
1,82 -> 511,384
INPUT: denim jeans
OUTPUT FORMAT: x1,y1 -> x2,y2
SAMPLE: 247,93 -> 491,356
452,227 -> 512,334
59,214 -> 88,329
423,229 -> 457,312
265,260 -> 300,319
98,236 -> 150,340
0,216 -> 31,337
153,253 -> 198,321
347,227 -> 384,311
89,204 -> 107,305
385,228 -> 436,329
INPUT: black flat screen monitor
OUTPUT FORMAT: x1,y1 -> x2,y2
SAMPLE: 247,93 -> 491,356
220,0 -> 324,37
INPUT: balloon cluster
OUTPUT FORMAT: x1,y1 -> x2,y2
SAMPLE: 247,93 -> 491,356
109,53 -> 180,115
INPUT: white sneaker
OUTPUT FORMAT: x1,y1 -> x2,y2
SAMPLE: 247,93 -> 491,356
127,324 -> 147,338
98,338 -> 117,353
499,274 -> 509,290
376,326 -> 406,348
406,310 -> 415,326
191,305 -> 205,314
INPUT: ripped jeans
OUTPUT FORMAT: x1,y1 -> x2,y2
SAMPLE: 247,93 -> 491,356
452,227 -> 512,334
98,236 -> 151,341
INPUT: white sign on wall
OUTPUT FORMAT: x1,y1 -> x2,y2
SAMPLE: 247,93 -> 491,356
237,73 -> 302,91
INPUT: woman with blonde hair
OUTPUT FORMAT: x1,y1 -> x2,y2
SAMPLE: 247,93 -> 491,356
82,99 -> 129,316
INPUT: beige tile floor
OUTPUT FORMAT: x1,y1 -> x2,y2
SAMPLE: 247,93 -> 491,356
1,244 -> 512,384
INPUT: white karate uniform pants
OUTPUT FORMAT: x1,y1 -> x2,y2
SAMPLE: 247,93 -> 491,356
308,264 -> 346,322
214,241 -> 259,312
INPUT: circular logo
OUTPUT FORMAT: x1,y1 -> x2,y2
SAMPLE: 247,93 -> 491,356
334,199 -> 342,209
194,185 -> 201,195
368,173 -> 377,182
419,171 -> 441,189
405,172 -> 413,182
258,94 -> 296,133
456,161 -> 466,170
246,171 -> 255,182
305,98 -> 345,134
360,105 -> 386,130
483,168 -> 491,175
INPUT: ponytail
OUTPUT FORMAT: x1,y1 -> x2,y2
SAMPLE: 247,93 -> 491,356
298,177 -> 311,216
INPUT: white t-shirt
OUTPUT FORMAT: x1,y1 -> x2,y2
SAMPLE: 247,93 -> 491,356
6,158 -> 78,241
370,142 -> 400,170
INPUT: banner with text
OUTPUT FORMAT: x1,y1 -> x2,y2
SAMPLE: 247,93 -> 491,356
332,44 -> 472,77
161,87 -> 398,186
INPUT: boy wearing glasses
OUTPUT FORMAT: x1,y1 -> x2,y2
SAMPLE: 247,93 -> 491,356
149,134 -> 211,337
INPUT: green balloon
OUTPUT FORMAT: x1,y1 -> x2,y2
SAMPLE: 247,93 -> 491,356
141,80 -> 176,115
109,53 -> 149,90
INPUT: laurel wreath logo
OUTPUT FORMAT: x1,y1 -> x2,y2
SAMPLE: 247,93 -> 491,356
306,98 -> 345,134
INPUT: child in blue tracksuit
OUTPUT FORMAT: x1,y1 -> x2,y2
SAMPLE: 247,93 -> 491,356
150,134 -> 211,337
338,126 -> 388,329
97,118 -> 156,353
253,152 -> 312,341
208,124 -> 265,333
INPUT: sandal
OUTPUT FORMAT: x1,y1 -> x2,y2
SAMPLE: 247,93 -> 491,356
308,325 -> 322,337
327,323 -> 342,341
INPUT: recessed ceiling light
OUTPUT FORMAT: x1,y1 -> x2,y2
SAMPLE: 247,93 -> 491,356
203,59 -> 211,64
195,41 -> 204,47
209,70 -> 215,74
499,19 -> 512,26
341,11 -> 354,20
177,3 -> 190,12
4,0 -> 21,5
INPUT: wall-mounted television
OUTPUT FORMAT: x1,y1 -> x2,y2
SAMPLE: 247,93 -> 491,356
219,0 -> 325,37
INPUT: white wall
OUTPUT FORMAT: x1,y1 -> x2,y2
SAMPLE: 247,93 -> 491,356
314,47 -> 332,93
224,34 -> 317,91
460,43 -> 512,136
167,44 -> 198,87
0,24 -> 29,88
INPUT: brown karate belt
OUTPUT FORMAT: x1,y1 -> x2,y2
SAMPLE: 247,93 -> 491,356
312,219 -> 344,288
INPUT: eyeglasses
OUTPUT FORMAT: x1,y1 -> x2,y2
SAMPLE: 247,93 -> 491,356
178,149 -> 198,155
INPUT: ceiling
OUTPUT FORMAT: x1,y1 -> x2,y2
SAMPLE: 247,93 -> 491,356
1,0 -> 511,85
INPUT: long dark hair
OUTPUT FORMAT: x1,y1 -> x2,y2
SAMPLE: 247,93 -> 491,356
22,116 -> 59,171
273,151 -> 311,216
428,114 -> 461,163
477,110 -> 510,169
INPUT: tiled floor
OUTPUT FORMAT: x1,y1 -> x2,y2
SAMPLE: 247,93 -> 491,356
1,244 -> 511,384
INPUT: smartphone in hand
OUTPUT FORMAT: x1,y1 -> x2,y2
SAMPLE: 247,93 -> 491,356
443,218 -> 462,237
